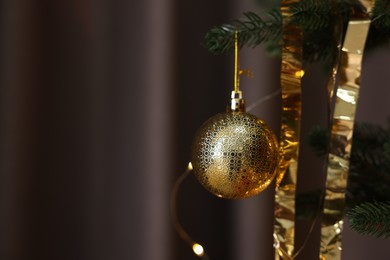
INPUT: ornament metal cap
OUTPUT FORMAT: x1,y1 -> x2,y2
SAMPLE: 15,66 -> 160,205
228,90 -> 245,112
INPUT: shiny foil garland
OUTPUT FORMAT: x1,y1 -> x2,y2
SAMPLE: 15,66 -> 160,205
273,0 -> 303,258
320,1 -> 374,259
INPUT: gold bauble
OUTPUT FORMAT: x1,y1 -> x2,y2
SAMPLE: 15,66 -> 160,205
191,112 -> 279,199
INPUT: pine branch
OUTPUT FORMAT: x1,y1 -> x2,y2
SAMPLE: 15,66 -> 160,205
347,123 -> 390,206
348,201 -> 390,238
204,0 -> 390,61
289,0 -> 334,31
366,0 -> 390,49
371,0 -> 390,28
203,11 -> 282,55
350,123 -> 390,168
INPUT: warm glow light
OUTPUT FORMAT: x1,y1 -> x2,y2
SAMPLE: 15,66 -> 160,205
294,70 -> 305,78
192,243 -> 204,256
188,162 -> 193,170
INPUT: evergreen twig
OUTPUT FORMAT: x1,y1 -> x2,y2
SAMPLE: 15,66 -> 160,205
204,0 -> 390,61
371,0 -> 390,28
203,11 -> 282,55
348,201 -> 390,238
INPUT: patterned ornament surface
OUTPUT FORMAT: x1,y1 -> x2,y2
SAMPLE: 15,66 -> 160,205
191,112 -> 279,199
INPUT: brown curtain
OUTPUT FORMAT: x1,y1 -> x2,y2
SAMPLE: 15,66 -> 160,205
0,0 -> 175,259
1,1 -> 390,260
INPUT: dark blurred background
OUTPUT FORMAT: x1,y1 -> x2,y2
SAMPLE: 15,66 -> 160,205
0,1 -> 389,259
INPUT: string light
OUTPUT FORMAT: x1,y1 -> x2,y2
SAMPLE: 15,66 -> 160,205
192,243 -> 205,257
188,162 -> 193,170
294,69 -> 305,78
170,164 -> 210,259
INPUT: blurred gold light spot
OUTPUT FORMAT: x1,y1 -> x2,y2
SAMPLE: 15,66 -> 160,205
295,70 -> 305,78
192,243 -> 204,256
188,162 -> 193,170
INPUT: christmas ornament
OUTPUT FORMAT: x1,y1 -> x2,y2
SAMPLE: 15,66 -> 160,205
191,111 -> 279,199
273,0 -> 303,258
320,1 -> 374,259
191,31 -> 279,199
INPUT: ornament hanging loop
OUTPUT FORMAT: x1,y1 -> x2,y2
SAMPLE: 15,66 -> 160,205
229,30 -> 246,112
234,30 -> 240,92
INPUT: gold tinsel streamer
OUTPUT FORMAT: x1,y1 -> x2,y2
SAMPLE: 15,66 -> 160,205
320,1 -> 374,259
273,0 -> 303,259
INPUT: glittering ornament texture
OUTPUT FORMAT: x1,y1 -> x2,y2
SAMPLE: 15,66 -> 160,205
191,112 -> 279,199
320,2 -> 374,259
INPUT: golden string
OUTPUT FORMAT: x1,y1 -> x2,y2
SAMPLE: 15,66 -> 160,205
273,0 -> 303,259
234,30 -> 240,92
229,30 -> 248,113
320,1 -> 374,259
